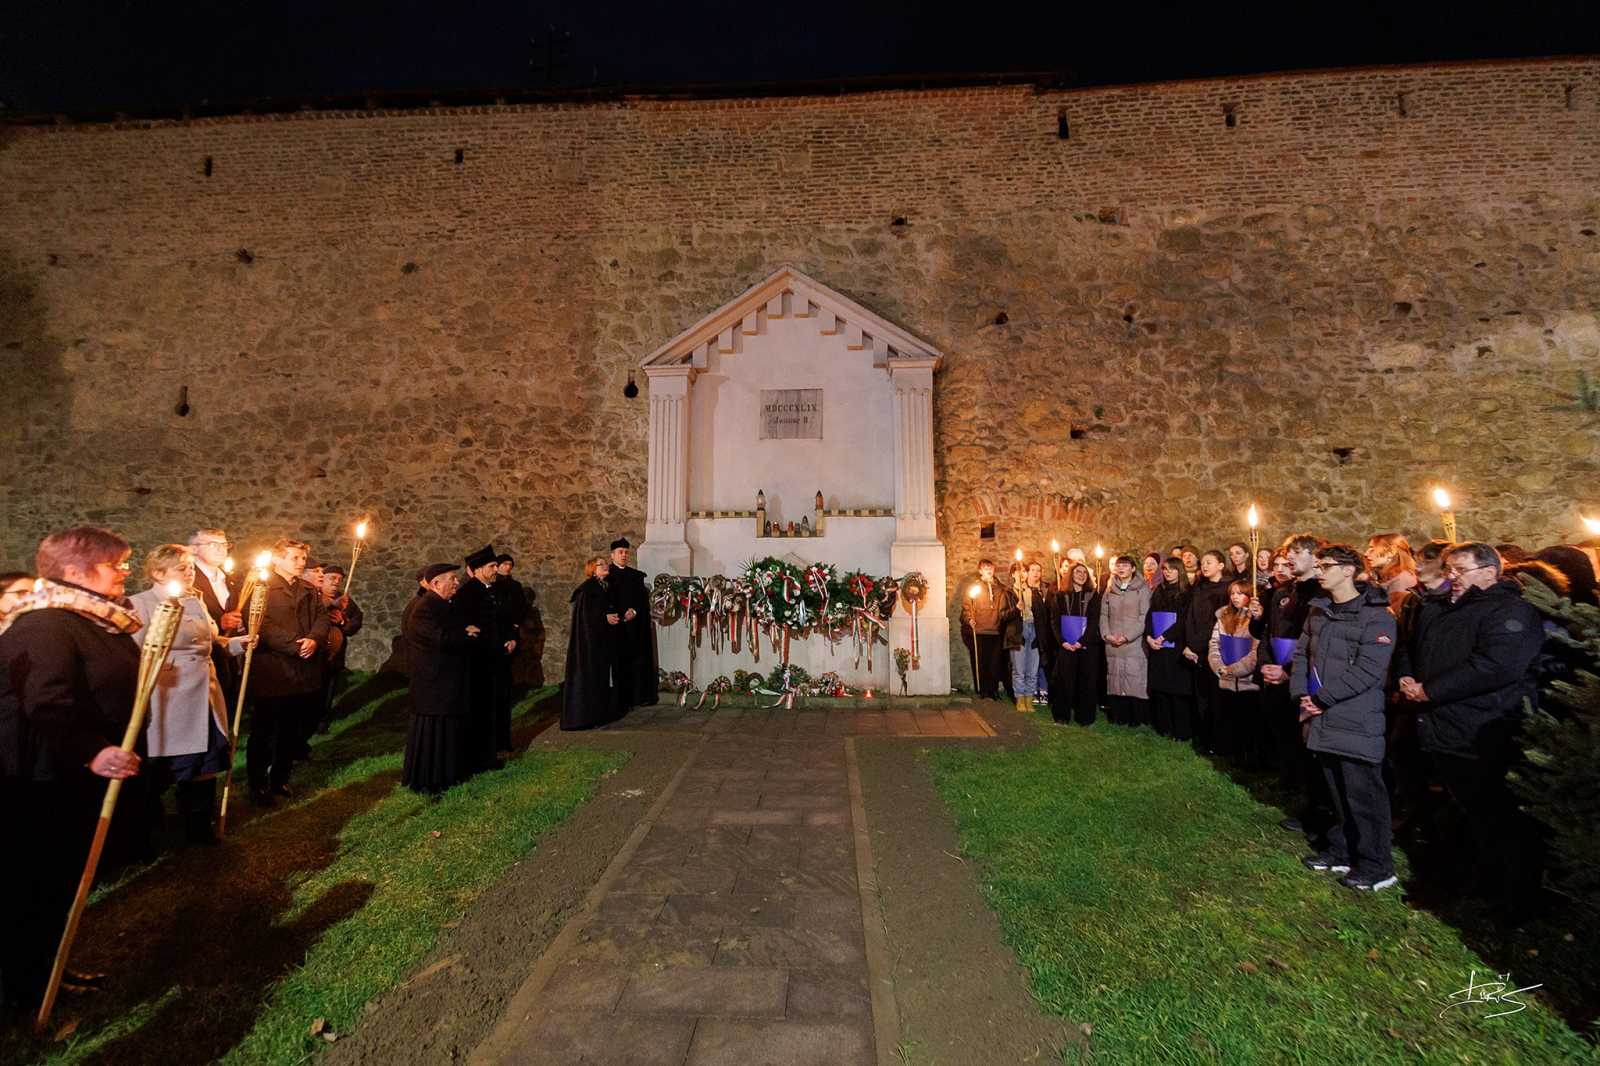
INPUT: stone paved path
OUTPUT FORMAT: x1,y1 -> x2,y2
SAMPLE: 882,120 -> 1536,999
471,706 -> 992,1065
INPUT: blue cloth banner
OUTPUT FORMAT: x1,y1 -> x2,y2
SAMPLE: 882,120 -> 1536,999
1060,615 -> 1088,644
1218,633 -> 1252,666
1270,637 -> 1297,666
1151,611 -> 1178,648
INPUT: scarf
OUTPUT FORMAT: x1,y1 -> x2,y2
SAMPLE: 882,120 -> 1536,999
0,578 -> 143,638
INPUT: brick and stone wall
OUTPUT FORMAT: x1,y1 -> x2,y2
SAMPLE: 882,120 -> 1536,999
3,58 -> 1597,681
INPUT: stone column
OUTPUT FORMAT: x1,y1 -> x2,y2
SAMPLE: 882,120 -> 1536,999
888,358 -> 949,694
638,365 -> 693,577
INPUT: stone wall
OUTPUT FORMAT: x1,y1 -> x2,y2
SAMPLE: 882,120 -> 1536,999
3,58 -> 1598,681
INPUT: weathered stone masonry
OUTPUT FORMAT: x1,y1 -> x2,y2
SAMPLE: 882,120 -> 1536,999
2,58 -> 1597,681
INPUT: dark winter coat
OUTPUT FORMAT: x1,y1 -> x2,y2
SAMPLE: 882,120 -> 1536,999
0,606 -> 142,781
960,577 -> 1011,638
1001,583 -> 1053,658
1145,582 -> 1192,697
1183,575 -> 1233,658
1395,578 -> 1546,760
562,577 -> 623,731
403,591 -> 473,718
1291,583 -> 1396,764
250,572 -> 332,698
1047,583 -> 1099,659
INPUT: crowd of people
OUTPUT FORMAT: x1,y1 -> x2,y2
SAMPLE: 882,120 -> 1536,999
961,532 -> 1597,908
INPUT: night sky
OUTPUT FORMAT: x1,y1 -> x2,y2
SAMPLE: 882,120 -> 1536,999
3,0 -> 1597,116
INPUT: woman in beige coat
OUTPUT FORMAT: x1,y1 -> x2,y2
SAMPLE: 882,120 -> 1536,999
131,544 -> 254,844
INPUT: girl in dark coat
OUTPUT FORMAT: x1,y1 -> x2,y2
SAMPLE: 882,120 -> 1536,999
1048,562 -> 1102,725
562,557 -> 624,731
1183,550 -> 1233,753
1145,557 -> 1193,739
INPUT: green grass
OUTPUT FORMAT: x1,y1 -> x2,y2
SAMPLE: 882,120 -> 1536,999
926,721 -> 1599,1066
30,684 -> 624,1066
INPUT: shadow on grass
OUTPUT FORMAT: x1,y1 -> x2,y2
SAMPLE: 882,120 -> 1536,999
2,685 -> 565,1065
1197,736 -> 1598,1040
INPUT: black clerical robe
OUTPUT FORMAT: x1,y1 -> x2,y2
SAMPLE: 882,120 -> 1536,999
608,564 -> 658,707
563,577 -> 623,730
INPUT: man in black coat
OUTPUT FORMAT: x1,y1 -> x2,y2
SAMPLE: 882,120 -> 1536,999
0,526 -> 146,1006
450,545 -> 507,769
189,528 -> 244,709
606,538 -> 657,709
1397,541 -> 1547,919
1292,545 -> 1399,892
247,539 -> 330,804
401,564 -> 480,793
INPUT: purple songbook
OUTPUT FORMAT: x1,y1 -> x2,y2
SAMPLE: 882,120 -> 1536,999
1151,611 -> 1178,648
1218,633 -> 1252,667
1308,665 -> 1323,696
1270,637 -> 1297,666
1060,615 -> 1088,644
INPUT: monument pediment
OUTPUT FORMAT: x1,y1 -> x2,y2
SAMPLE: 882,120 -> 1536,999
642,265 -> 943,373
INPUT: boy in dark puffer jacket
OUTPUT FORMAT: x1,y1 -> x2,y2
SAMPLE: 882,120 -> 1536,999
1292,544 -> 1399,891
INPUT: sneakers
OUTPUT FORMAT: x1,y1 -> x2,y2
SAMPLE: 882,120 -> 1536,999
1340,871 -> 1400,892
1302,853 -> 1351,874
1279,816 -> 1305,833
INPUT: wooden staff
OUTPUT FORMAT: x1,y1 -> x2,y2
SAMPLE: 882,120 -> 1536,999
217,578 -> 269,840
35,594 -> 184,1036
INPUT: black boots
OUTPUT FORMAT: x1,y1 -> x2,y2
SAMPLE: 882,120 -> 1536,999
175,778 -> 220,846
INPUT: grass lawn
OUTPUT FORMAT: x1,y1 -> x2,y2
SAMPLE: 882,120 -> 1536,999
9,680 -> 624,1066
926,720 -> 1599,1066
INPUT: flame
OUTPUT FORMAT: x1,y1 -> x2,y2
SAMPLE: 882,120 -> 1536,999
257,567 -> 270,582
1050,539 -> 1060,553
254,550 -> 272,569
1094,544 -> 1105,559
223,557 -> 235,574
968,584 -> 982,599
1433,487 -> 1452,510
1247,504 -> 1259,528
355,519 -> 369,540
1582,516 -> 1600,535
1014,547 -> 1023,562
164,580 -> 185,599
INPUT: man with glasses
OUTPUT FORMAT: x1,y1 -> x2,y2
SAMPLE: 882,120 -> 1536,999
1292,544 -> 1399,891
1396,541 -> 1547,920
190,528 -> 243,707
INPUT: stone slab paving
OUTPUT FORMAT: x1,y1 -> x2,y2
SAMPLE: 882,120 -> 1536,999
473,709 -> 990,1065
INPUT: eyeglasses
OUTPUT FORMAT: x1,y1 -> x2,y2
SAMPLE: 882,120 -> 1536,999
1313,561 -> 1353,573
100,559 -> 132,573
194,539 -> 230,549
1444,563 -> 1492,580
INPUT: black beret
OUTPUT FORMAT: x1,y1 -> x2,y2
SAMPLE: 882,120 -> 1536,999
421,562 -> 459,582
610,538 -> 630,550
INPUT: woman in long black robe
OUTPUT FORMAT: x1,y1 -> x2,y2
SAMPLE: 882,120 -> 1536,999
1146,557 -> 1194,740
562,559 -> 623,731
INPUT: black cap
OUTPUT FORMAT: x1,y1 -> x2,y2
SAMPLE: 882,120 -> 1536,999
494,553 -> 514,565
610,538 -> 630,550
465,544 -> 497,569
421,562 -> 459,583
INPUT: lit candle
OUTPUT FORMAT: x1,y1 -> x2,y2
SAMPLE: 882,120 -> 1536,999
222,557 -> 235,575
1093,543 -> 1105,584
1247,504 -> 1261,593
1582,516 -> 1600,536
254,550 -> 272,570
346,519 -> 371,598
1433,487 -> 1458,543
1050,539 -> 1061,582
164,579 -> 185,600
967,583 -> 983,695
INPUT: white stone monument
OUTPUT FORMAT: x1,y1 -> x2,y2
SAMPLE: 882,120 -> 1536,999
638,266 -> 949,694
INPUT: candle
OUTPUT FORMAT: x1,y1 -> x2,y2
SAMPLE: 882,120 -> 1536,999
254,550 -> 271,570
222,557 -> 235,575
967,583 -> 983,696
164,579 -> 185,600
1247,504 -> 1260,593
1050,539 -> 1061,582
1582,516 -> 1600,536
1093,543 -> 1104,584
346,519 -> 371,598
1433,487 -> 1458,543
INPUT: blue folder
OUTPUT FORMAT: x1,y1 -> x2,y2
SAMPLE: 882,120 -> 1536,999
1151,611 -> 1178,649
1270,637 -> 1297,666
1218,633 -> 1252,667
1060,615 -> 1088,644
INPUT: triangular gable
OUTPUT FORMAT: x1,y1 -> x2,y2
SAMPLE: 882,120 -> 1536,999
641,265 -> 943,372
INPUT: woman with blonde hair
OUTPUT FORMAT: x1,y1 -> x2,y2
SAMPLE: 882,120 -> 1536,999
130,544 -> 254,845
1365,533 -> 1417,615
562,555 -> 623,731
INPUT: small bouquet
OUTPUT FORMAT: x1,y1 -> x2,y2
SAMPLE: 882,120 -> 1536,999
698,674 -> 733,710
894,647 -> 911,695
